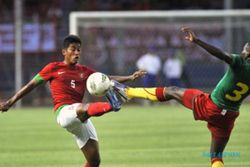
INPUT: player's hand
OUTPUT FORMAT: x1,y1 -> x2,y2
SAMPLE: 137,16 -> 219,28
131,69 -> 147,80
0,101 -> 11,112
181,27 -> 197,42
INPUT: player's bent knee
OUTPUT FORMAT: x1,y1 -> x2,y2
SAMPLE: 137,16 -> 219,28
76,104 -> 89,122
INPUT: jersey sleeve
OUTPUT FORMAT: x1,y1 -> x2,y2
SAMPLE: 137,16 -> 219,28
230,54 -> 244,69
34,74 -> 46,84
34,63 -> 54,83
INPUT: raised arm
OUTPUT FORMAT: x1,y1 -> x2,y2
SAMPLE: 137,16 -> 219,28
181,27 -> 233,65
0,79 -> 41,112
109,69 -> 146,83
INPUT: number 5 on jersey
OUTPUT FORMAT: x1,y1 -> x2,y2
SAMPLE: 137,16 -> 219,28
71,80 -> 76,88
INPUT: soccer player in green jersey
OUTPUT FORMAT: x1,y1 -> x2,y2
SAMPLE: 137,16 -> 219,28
112,27 -> 250,167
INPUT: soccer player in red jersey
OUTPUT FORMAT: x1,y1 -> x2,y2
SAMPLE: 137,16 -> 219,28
0,35 -> 145,167
112,27 -> 250,167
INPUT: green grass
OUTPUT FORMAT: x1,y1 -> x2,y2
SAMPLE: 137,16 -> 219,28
0,104 -> 250,167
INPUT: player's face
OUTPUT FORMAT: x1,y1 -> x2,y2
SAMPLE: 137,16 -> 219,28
241,42 -> 250,60
63,43 -> 81,65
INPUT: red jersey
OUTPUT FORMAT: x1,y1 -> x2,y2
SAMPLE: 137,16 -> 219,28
35,62 -> 96,111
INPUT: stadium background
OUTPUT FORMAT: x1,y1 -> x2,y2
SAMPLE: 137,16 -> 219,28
1,1 -> 250,167
0,0 -> 250,106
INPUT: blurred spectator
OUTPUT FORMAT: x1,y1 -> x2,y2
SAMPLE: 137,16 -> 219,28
163,50 -> 183,87
136,47 -> 162,105
175,49 -> 192,87
0,0 -> 12,22
136,47 -> 162,87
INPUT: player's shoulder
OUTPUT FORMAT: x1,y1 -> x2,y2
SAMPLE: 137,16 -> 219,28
229,54 -> 248,69
231,54 -> 240,58
76,64 -> 96,71
43,61 -> 65,71
231,54 -> 243,63
48,61 -> 64,66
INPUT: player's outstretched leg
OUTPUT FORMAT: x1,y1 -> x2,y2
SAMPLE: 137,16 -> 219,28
111,80 -> 167,101
111,81 -> 187,104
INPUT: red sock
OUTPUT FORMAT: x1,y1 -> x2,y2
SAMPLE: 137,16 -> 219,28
155,87 -> 166,101
211,157 -> 223,164
87,102 -> 112,116
84,163 -> 90,167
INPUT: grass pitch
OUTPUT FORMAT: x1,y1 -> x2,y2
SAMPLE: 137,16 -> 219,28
0,104 -> 249,167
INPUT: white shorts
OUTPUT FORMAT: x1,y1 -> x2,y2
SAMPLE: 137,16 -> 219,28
56,103 -> 98,148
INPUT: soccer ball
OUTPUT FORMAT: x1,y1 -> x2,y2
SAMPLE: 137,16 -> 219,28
86,72 -> 111,97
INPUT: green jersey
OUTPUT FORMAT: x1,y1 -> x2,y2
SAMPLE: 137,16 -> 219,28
211,54 -> 250,111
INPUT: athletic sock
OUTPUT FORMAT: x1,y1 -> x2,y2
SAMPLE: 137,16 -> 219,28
126,87 -> 166,101
211,161 -> 224,167
87,102 -> 112,116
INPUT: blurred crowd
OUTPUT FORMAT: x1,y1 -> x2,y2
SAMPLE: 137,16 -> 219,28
0,0 -> 249,44
80,26 -> 225,74
0,0 -> 250,105
1,0 -> 250,22
0,0 -> 224,23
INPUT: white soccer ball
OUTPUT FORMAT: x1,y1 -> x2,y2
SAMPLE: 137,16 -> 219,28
86,72 -> 111,97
